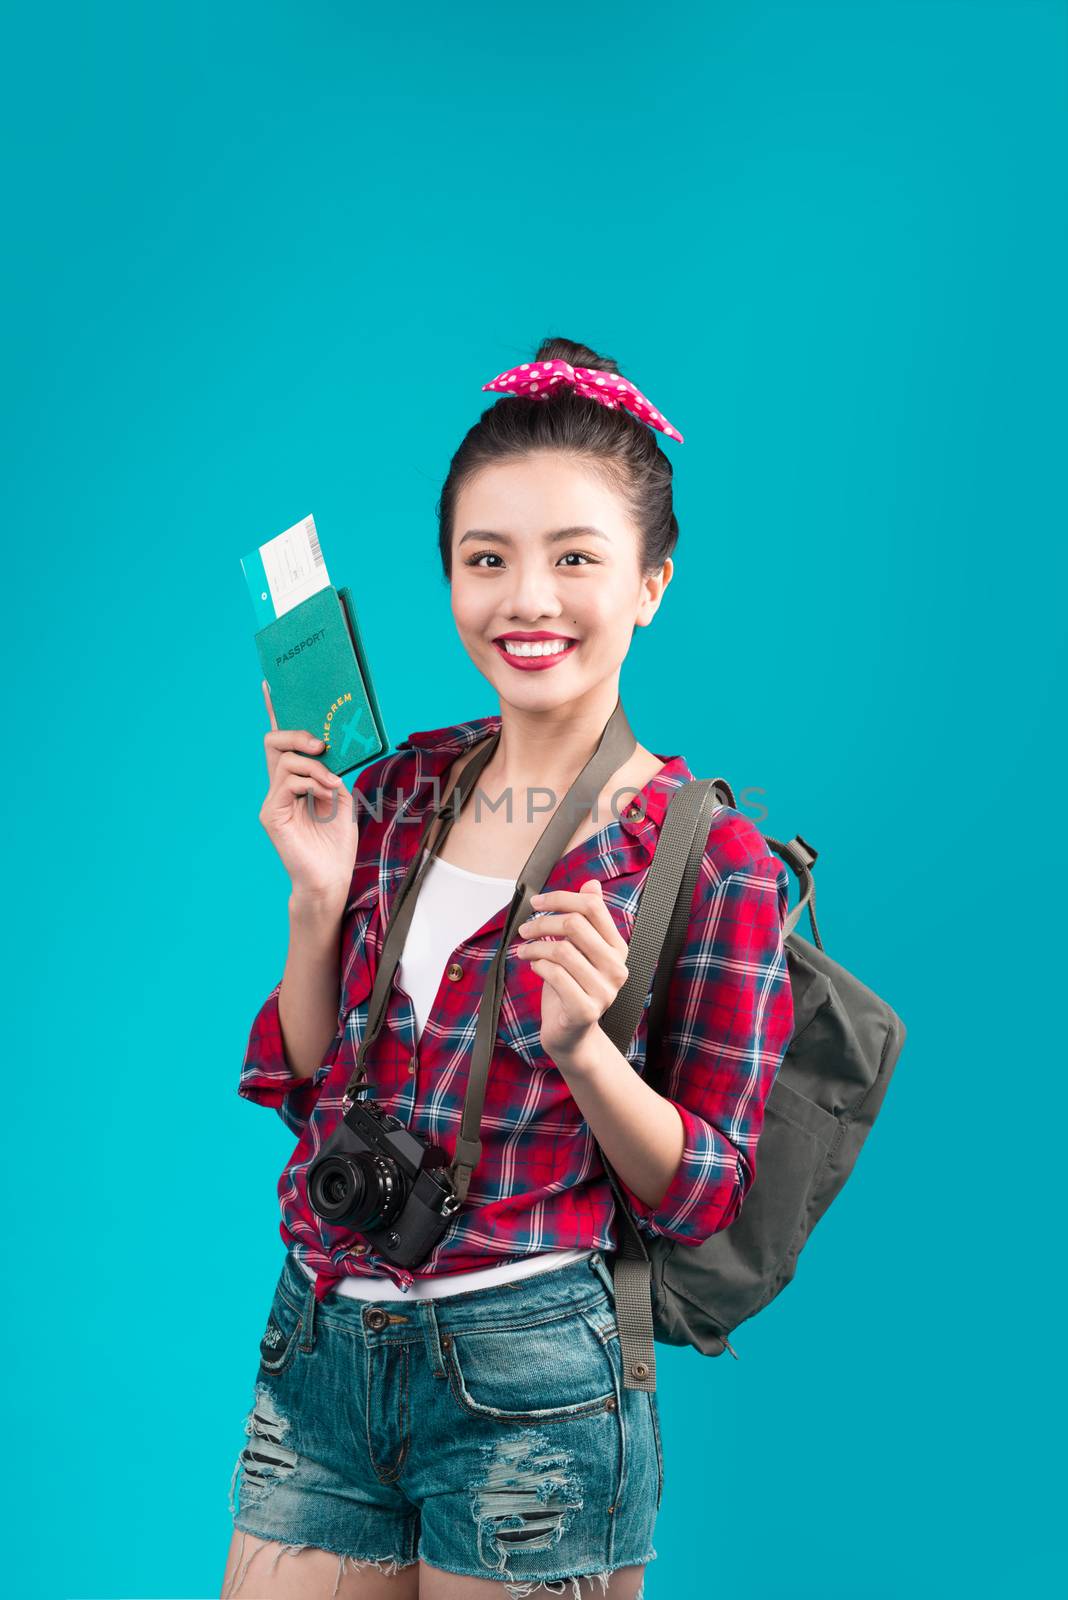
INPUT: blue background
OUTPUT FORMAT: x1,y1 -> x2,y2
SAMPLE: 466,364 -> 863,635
4,2 -> 1064,1596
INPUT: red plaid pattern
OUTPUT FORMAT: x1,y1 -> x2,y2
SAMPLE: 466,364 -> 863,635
240,714 -> 795,1300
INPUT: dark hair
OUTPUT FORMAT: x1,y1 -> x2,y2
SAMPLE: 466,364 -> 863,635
436,336 -> 680,582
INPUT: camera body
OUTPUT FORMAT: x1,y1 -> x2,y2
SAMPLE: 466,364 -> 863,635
306,1091 -> 461,1268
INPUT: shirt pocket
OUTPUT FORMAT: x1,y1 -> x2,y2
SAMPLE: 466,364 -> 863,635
498,944 -> 554,1069
497,916 -> 655,1072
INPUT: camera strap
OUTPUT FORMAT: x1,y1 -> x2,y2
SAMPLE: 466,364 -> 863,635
341,695 -> 639,1204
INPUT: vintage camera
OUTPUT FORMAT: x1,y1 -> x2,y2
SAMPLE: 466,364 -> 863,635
306,1088 -> 461,1269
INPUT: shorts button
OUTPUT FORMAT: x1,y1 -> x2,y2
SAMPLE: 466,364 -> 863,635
605,1395 -> 617,1411
446,962 -> 463,981
364,1308 -> 388,1330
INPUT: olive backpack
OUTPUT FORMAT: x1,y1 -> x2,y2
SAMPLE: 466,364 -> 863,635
597,777 -> 907,1392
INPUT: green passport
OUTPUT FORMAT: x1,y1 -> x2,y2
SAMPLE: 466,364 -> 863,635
254,584 -> 389,777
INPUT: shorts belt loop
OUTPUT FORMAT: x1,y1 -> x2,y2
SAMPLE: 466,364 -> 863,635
588,1250 -> 617,1300
419,1301 -> 447,1379
299,1278 -> 318,1353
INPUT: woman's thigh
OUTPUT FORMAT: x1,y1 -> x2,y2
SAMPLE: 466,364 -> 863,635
418,1558 -> 647,1597
221,1527 -> 420,1599
219,1536 -> 644,1599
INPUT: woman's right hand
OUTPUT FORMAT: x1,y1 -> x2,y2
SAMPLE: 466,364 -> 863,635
258,680 -> 359,909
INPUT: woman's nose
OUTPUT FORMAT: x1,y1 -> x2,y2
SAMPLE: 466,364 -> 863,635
504,575 -> 565,622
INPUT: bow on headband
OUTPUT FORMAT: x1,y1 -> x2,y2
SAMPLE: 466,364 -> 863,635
482,358 -> 684,443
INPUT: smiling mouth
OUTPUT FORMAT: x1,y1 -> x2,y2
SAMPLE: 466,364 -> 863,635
492,637 -> 579,668
495,636 -> 576,655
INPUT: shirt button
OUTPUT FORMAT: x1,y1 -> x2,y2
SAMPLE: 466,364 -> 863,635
351,1243 -> 368,1256
446,962 -> 463,981
407,1054 -> 418,1075
624,803 -> 641,819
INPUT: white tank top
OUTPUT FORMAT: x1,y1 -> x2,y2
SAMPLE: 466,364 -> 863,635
399,848 -> 519,1039
299,847 -> 593,1301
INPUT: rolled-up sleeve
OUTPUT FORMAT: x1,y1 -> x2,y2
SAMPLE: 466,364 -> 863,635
238,980 -> 342,1137
615,850 -> 795,1243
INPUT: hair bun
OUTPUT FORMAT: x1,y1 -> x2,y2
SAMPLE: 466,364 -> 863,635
533,336 -> 618,376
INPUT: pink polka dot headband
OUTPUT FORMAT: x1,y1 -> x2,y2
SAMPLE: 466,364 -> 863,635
481,358 -> 684,443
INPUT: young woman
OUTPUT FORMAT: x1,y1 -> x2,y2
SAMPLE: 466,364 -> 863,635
221,338 -> 795,1600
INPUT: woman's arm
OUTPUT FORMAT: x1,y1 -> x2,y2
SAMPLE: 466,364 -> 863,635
238,723 -> 388,1135
277,890 -> 349,1081
238,891 -> 352,1136
556,1034 -> 689,1212
519,853 -> 795,1242
237,890 -> 352,1138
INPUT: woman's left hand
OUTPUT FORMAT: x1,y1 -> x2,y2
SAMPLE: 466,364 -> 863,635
515,879 -> 631,1070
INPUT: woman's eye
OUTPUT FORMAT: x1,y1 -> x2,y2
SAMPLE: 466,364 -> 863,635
464,550 -> 596,569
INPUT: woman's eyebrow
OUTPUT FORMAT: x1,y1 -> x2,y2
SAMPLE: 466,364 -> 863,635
458,525 -> 611,547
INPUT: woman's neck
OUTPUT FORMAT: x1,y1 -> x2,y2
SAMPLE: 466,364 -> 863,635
485,688 -> 625,796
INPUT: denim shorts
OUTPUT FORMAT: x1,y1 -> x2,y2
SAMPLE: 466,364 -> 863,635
227,1245 -> 662,1597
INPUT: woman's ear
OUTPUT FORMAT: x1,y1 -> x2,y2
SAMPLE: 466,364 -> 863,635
635,558 -> 673,628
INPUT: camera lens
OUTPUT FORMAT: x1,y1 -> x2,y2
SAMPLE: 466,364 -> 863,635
307,1151 -> 401,1230
321,1170 -> 353,1208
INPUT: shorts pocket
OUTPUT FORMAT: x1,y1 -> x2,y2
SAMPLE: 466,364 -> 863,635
442,1300 -> 621,1425
257,1273 -> 305,1378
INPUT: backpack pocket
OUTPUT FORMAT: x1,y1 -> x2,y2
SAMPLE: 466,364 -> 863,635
727,1072 -> 842,1310
653,1071 -> 843,1346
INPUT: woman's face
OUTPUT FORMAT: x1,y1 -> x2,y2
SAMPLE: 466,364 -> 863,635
450,454 -> 672,711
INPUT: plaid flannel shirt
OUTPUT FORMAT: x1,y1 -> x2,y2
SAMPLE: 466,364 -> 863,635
239,714 -> 795,1300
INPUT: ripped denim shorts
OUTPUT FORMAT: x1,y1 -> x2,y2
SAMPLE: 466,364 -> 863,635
227,1245 -> 663,1597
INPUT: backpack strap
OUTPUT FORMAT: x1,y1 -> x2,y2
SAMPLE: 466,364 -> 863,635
597,782 -> 824,1390
596,777 -> 725,1390
641,777 -> 733,1083
763,833 -> 823,950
